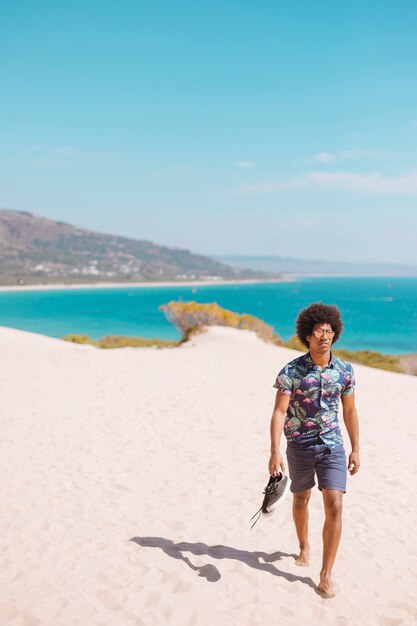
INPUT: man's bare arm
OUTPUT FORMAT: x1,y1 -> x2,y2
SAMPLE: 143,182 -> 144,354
341,392 -> 360,475
268,390 -> 290,476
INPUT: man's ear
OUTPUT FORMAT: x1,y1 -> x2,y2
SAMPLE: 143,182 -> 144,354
306,336 -> 310,344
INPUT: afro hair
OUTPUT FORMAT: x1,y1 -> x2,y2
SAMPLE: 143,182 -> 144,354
296,303 -> 343,349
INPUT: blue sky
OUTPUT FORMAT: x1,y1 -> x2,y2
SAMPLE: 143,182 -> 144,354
1,0 -> 417,263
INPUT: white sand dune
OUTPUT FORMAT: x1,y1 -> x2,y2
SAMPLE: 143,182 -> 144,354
1,325 -> 416,626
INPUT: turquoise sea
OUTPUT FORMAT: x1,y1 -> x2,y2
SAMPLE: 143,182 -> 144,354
0,277 -> 416,354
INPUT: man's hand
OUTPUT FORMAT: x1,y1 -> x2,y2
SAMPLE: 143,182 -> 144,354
348,451 -> 360,475
268,452 -> 285,477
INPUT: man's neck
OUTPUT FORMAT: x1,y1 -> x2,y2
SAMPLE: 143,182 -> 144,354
309,350 -> 332,369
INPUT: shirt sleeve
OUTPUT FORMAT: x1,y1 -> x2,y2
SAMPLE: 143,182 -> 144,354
341,363 -> 356,396
273,364 -> 293,395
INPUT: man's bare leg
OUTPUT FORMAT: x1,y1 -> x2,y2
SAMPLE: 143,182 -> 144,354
318,489 -> 343,597
292,490 -> 311,566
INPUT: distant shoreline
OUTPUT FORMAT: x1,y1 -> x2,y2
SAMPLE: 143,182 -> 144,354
0,273 -> 415,293
0,276 -> 294,292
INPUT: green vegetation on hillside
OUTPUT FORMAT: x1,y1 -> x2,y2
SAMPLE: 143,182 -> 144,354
159,300 -> 283,344
283,334 -> 415,375
0,208 -> 267,285
62,301 -> 417,376
283,335 -> 305,351
62,334 -> 179,349
332,349 -> 402,372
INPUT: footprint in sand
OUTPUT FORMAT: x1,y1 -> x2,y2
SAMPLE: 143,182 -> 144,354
0,605 -> 19,622
278,606 -> 295,618
20,611 -> 43,626
110,482 -> 131,492
166,520 -> 186,532
95,590 -> 126,611
31,599 -> 67,623
171,579 -> 193,593
144,591 -> 160,608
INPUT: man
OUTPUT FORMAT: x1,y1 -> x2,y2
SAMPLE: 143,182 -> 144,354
269,303 -> 360,597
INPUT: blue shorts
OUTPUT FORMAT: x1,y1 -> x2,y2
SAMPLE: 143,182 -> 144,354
286,440 -> 347,493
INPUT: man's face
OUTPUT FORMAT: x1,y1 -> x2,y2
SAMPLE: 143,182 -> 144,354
306,322 -> 334,353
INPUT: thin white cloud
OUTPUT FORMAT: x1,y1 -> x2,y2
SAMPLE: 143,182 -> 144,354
235,170 -> 417,195
15,145 -> 77,162
306,171 -> 417,193
236,178 -> 304,194
89,150 -> 123,160
311,147 -> 405,164
52,146 -> 77,157
10,145 -> 123,168
314,152 -> 335,163
341,147 -> 404,160
25,144 -> 44,155
234,160 -> 256,169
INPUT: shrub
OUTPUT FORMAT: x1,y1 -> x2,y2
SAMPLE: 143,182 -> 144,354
284,335 -> 305,351
63,334 -> 99,347
333,349 -> 402,373
283,335 -> 410,375
62,306 -> 417,377
62,334 -> 179,349
98,335 -> 179,349
159,300 -> 283,344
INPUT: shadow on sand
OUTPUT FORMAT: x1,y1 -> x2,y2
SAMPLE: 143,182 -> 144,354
129,536 -> 316,589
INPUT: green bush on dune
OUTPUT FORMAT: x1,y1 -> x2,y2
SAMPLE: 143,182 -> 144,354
283,335 -> 305,351
62,301 -> 416,376
159,300 -> 283,344
62,334 -> 179,349
332,349 -> 402,373
62,301 -> 283,348
283,334 -> 413,373
63,334 -> 99,346
98,335 -> 179,348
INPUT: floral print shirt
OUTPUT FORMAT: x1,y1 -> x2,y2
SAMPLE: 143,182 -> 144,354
273,352 -> 355,449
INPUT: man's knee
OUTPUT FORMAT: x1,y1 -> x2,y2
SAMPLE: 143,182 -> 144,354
293,490 -> 311,507
323,492 -> 343,519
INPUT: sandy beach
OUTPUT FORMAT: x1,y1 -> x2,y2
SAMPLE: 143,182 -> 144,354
0,277 -> 292,293
1,324 -> 416,626
0,273 -> 409,293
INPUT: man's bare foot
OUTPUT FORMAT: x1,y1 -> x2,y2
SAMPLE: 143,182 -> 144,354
295,546 -> 310,566
317,575 -> 339,598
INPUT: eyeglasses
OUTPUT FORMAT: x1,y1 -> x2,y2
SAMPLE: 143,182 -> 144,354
313,329 -> 335,338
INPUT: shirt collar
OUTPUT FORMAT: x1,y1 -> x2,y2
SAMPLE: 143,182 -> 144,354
305,351 -> 335,369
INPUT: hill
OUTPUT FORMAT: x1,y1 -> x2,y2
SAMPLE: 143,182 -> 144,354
215,255 -> 417,276
0,209 -> 270,285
